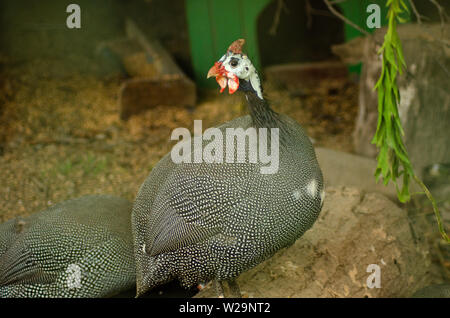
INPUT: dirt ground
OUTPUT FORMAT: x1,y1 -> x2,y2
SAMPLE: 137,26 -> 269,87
0,56 -> 358,223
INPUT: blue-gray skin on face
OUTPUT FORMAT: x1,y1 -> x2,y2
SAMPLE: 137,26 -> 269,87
0,195 -> 136,298
132,49 -> 324,296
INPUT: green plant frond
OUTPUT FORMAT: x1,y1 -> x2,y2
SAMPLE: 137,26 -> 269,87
374,91 -> 385,134
384,45 -> 397,66
392,85 -> 400,104
373,0 -> 449,242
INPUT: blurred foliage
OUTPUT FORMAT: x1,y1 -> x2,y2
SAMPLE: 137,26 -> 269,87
373,0 -> 449,242
372,0 -> 411,201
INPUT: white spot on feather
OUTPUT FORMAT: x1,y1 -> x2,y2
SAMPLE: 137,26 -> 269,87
142,244 -> 146,254
306,180 -> 318,197
249,72 -> 263,99
292,190 -> 301,200
320,189 -> 325,205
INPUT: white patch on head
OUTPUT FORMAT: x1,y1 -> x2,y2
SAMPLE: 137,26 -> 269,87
306,179 -> 318,198
292,189 -> 301,200
222,53 -> 263,99
249,72 -> 263,99
320,189 -> 325,206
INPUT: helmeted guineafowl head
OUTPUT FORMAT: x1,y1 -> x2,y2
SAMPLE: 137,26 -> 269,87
132,39 -> 324,297
0,195 -> 136,298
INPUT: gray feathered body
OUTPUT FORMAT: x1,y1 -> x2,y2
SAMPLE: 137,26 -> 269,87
0,195 -> 136,297
132,110 -> 323,295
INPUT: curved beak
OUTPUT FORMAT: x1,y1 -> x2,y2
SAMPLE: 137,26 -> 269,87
207,62 -> 223,78
207,61 -> 239,94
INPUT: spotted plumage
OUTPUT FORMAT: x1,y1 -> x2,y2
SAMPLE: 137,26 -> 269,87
0,195 -> 136,297
132,39 -> 323,296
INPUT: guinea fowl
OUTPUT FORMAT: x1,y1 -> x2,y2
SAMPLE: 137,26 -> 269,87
132,39 -> 324,297
0,195 -> 136,297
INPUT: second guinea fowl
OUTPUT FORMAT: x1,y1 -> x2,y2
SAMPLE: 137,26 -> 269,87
0,195 -> 136,297
132,39 -> 324,297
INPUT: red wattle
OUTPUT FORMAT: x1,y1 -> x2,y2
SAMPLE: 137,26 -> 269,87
227,75 -> 239,94
216,75 -> 228,93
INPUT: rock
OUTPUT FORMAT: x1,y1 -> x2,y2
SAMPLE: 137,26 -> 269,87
97,18 -> 197,120
422,163 -> 450,223
315,147 -> 421,201
315,147 -> 399,200
118,18 -> 196,120
264,61 -> 348,95
119,77 -> 196,120
196,187 -> 433,298
96,38 -> 157,78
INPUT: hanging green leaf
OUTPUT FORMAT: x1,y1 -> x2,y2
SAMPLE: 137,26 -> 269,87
373,0 -> 449,242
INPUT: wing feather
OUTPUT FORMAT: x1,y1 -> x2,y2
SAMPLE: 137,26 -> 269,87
145,174 -> 236,256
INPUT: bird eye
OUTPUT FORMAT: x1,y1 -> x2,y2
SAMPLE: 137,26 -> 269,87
230,59 -> 239,68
